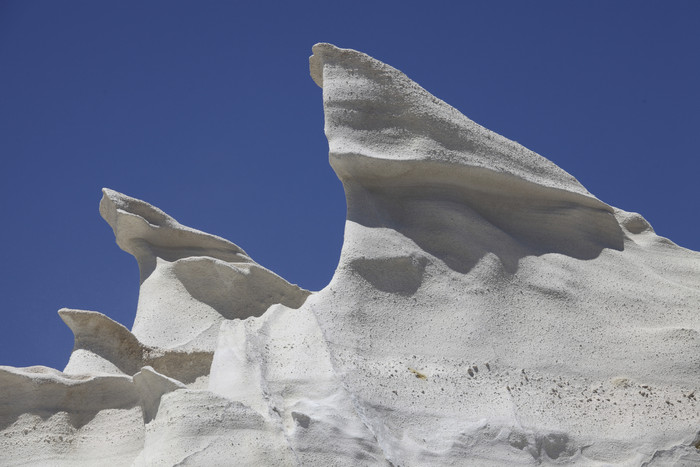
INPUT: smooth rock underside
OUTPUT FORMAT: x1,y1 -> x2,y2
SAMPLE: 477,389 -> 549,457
2,43 -> 699,466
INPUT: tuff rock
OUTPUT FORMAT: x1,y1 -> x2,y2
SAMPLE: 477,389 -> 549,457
1,43 -> 699,466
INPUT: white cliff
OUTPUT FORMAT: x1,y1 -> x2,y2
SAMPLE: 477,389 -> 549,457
1,43 -> 699,466
304,44 -> 700,465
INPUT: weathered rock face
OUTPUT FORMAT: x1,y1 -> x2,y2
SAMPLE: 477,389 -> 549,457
1,43 -> 699,466
99,188 -> 310,353
308,44 -> 700,466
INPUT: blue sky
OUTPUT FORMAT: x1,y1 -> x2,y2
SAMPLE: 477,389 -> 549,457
1,1 -> 698,370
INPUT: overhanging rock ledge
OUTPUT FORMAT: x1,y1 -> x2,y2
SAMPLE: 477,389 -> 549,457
1,43 -> 699,466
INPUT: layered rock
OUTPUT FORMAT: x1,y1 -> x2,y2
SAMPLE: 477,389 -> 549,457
1,43 -> 699,466
100,188 -> 310,352
1,189 -> 315,465
306,43 -> 700,465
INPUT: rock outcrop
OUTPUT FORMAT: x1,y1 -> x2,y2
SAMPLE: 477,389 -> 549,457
100,188 -> 310,352
1,43 -> 699,466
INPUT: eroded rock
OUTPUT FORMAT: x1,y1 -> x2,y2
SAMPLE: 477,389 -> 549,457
1,43 -> 699,466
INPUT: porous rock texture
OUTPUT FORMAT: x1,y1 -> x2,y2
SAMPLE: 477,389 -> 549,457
1,43 -> 699,466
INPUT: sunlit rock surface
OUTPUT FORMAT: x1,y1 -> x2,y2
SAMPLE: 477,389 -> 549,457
1,43 -> 699,466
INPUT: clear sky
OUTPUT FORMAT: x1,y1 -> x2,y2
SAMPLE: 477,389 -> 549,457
1,1 -> 698,370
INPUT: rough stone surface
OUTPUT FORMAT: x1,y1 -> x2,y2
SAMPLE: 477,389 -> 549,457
1,43 -> 699,466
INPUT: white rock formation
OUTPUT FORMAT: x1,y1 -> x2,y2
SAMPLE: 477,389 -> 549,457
1,43 -> 699,466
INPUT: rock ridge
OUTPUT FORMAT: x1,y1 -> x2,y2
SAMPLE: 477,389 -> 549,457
0,43 -> 698,465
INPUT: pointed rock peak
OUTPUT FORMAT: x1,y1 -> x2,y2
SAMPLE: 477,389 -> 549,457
59,308 -> 144,375
310,42 -> 401,89
101,188 -> 178,230
97,189 -> 311,354
59,308 -> 215,385
100,188 -> 252,282
59,308 -> 135,341
310,43 -> 607,210
311,44 -> 622,270
100,188 -> 248,256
